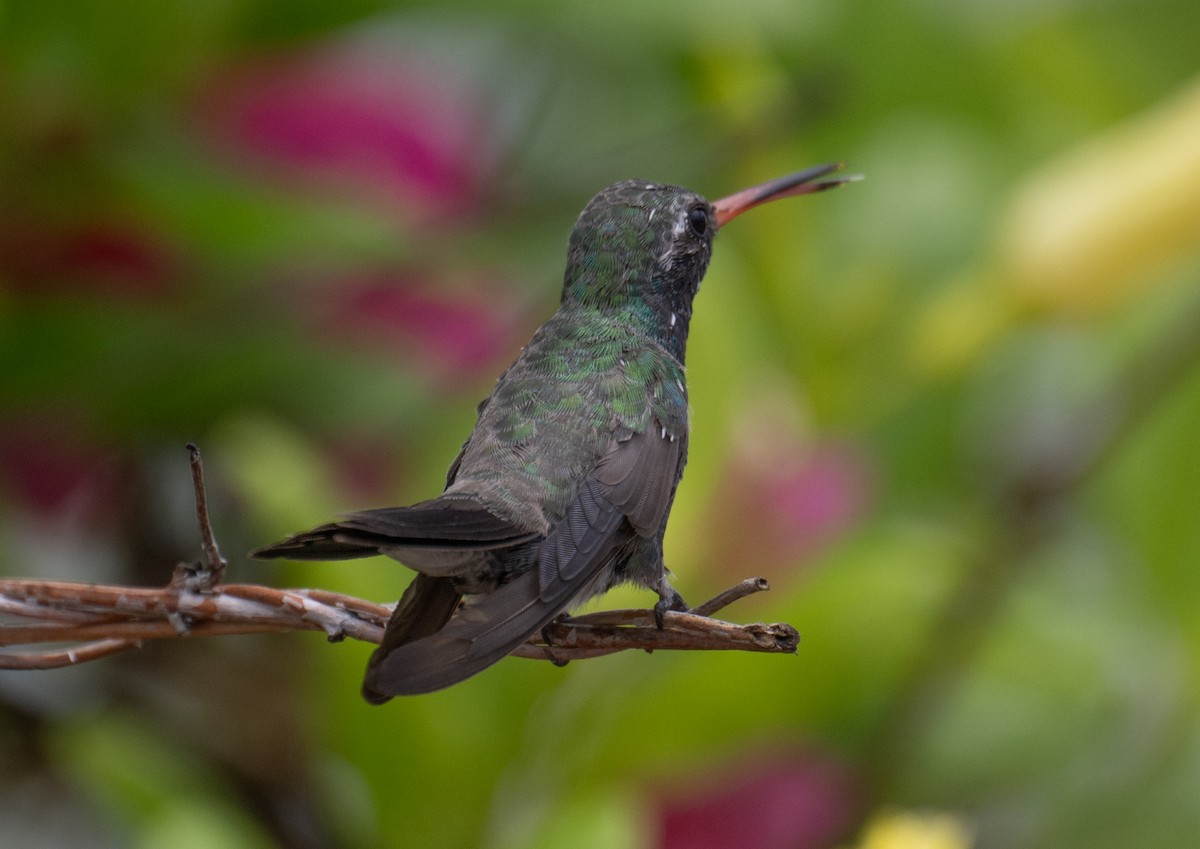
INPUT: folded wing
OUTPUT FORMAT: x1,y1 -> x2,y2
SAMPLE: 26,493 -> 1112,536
363,427 -> 681,698
250,498 -> 539,562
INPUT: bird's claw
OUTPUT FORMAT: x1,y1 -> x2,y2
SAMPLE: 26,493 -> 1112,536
653,588 -> 689,630
541,612 -> 572,647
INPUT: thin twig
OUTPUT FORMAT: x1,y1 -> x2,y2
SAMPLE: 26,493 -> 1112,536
0,639 -> 140,670
689,576 -> 772,617
184,442 -> 226,587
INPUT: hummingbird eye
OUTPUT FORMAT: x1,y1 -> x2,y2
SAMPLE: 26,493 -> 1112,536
686,205 -> 709,237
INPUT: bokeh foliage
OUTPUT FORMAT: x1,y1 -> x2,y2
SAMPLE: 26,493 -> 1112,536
3,1 -> 1200,848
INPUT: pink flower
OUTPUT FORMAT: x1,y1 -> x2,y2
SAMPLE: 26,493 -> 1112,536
764,443 -> 872,549
314,272 -> 525,388
323,431 -> 408,505
706,407 -> 874,581
656,750 -> 858,849
200,42 -> 496,220
0,217 -> 176,298
0,419 -> 125,526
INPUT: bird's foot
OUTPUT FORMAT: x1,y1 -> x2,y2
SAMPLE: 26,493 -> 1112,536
541,612 -> 573,647
653,586 -> 689,630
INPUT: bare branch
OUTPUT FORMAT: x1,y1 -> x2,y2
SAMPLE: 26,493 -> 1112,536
0,444 -> 799,674
0,575 -> 795,670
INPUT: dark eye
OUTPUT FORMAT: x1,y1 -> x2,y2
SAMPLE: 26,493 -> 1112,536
686,205 -> 708,237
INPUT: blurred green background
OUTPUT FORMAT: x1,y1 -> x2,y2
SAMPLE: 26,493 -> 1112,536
3,1 -> 1200,848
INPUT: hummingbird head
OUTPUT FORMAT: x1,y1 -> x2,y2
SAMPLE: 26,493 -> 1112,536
561,163 -> 857,361
562,180 -> 713,311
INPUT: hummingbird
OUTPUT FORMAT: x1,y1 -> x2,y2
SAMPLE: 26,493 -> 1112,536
252,162 -> 856,701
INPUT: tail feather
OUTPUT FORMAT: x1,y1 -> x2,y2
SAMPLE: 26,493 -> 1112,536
361,477 -> 633,697
362,574 -> 462,704
250,496 -> 538,562
248,522 -> 383,561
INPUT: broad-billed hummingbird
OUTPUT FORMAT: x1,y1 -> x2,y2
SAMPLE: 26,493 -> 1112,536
253,163 -> 856,701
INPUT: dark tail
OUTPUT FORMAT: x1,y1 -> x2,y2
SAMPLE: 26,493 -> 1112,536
249,521 -> 385,560
362,574 -> 462,704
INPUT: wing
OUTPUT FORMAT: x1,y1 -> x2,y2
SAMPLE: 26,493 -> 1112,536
362,426 -> 682,698
249,496 -> 539,562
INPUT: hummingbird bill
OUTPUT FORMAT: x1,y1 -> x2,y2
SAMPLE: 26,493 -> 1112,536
252,163 -> 857,701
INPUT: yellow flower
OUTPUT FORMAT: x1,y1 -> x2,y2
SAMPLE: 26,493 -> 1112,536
851,810 -> 973,849
910,74 -> 1200,377
1002,74 -> 1200,315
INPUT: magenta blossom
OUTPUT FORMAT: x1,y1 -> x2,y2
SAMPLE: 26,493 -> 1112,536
314,272 -> 525,388
200,42 -> 495,220
0,420 -> 126,526
0,217 -> 175,298
708,419 -> 874,580
655,749 -> 858,849
322,431 -> 409,505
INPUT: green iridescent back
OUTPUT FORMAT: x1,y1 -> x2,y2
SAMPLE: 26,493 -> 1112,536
444,180 -> 718,535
